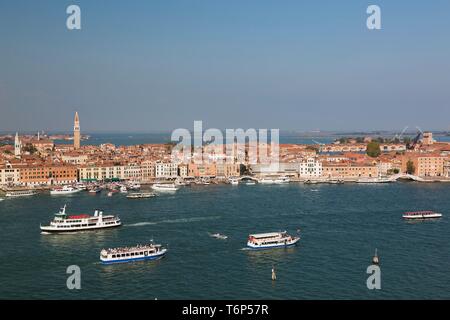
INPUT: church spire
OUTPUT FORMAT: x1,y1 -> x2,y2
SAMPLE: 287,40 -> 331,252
74,112 -> 80,149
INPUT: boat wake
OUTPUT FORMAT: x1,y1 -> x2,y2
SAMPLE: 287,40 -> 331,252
126,222 -> 158,227
127,216 -> 220,227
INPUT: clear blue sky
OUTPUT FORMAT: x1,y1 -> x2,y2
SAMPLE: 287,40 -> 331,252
0,0 -> 449,132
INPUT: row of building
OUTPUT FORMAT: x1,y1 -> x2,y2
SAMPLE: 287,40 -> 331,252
2,151 -> 450,186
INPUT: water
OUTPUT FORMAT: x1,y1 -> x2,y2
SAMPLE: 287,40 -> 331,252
1,182 -> 450,299
51,132 -> 450,147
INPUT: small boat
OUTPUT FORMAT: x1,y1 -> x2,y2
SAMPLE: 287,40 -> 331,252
75,183 -> 87,190
151,183 -> 179,192
126,192 -> 155,199
40,205 -> 121,233
403,211 -> 442,220
119,186 -> 128,193
229,178 -> 239,185
107,192 -> 113,197
210,233 -> 228,240
247,231 -> 300,249
50,185 -> 81,195
259,178 -> 276,184
89,187 -> 101,194
100,243 -> 167,264
5,190 -> 38,198
372,249 -> 379,265
128,183 -> 141,190
328,179 -> 344,184
245,181 -> 256,185
274,176 -> 290,184
0,198 -> 4,202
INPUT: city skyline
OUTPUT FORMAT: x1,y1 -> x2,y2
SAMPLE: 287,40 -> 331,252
1,1 -> 450,132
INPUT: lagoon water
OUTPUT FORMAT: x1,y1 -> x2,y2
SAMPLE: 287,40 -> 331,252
1,182 -> 450,299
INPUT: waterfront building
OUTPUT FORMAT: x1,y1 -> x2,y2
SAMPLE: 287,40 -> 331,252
401,153 -> 445,177
215,163 -> 241,178
249,162 -> 296,177
123,163 -> 142,181
73,112 -> 80,150
377,158 -> 393,176
0,162 -> 21,185
188,163 -> 217,178
155,162 -> 178,178
78,164 -> 125,182
141,160 -> 155,182
19,164 -> 78,186
299,157 -> 323,178
178,163 -> 189,177
322,162 -> 379,179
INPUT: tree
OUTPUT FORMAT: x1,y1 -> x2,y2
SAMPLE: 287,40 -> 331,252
366,141 -> 381,158
22,143 -> 37,154
406,160 -> 415,175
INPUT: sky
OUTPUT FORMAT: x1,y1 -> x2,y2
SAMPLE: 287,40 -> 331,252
0,0 -> 449,133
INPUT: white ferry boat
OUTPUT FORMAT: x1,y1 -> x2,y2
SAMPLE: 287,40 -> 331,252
5,190 -> 38,198
100,243 -> 167,264
259,176 -> 290,184
403,211 -> 442,220
50,185 -> 81,195
247,231 -> 300,249
40,205 -> 121,233
152,183 -> 179,192
126,192 -> 155,199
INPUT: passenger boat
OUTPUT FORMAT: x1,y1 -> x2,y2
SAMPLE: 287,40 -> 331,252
151,183 -> 179,192
40,205 -> 121,233
247,231 -> 300,249
402,211 -> 442,220
100,243 -> 167,264
126,192 -> 155,199
50,185 -> 81,195
5,190 -> 38,198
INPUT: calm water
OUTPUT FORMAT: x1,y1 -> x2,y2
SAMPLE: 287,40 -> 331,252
1,182 -> 450,300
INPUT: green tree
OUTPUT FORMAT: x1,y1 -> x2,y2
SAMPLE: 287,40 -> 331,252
366,141 -> 381,158
22,143 -> 37,154
406,160 -> 415,175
